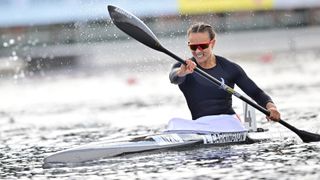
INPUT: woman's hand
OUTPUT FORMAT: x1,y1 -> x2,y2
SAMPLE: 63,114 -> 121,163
266,102 -> 281,122
177,59 -> 197,77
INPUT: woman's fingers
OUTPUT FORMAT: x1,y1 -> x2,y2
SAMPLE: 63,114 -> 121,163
185,60 -> 196,73
178,60 -> 197,76
266,108 -> 281,122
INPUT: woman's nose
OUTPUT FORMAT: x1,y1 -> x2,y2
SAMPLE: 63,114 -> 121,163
195,47 -> 203,52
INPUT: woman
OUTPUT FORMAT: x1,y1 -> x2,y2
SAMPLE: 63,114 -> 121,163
168,23 -> 280,132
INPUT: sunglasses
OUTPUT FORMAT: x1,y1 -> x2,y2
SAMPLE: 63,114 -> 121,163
188,41 -> 212,51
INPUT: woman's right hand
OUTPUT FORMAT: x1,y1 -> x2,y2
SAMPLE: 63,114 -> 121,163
177,59 -> 197,77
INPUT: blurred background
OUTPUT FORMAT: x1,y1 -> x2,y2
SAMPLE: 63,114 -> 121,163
1,0 -> 320,135
0,0 -> 320,77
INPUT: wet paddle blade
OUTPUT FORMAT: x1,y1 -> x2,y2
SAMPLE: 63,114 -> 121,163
297,130 -> 320,143
107,5 -> 165,52
279,120 -> 320,143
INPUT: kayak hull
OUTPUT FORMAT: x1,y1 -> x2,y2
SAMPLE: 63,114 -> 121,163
44,131 -> 248,164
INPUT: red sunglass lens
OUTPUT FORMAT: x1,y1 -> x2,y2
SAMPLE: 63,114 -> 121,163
189,45 -> 197,51
189,44 -> 210,51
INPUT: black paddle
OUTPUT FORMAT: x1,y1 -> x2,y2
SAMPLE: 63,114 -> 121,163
107,5 -> 320,143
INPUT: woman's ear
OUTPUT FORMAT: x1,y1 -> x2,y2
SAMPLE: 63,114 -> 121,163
211,39 -> 216,48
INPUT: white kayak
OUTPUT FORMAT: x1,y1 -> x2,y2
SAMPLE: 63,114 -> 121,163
43,130 -> 255,164
44,111 -> 264,164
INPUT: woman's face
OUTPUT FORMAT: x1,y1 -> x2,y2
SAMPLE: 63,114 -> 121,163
188,32 -> 215,65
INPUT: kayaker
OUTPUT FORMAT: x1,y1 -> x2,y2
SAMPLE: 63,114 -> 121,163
169,23 -> 281,125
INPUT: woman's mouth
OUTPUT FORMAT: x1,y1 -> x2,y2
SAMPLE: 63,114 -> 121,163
195,52 -> 204,58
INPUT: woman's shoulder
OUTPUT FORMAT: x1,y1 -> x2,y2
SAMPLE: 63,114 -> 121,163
216,55 -> 238,67
216,55 -> 245,76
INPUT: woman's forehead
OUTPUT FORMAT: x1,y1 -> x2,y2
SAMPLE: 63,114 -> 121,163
188,32 -> 211,41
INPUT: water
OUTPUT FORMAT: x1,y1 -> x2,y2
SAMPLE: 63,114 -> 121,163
1,49 -> 320,179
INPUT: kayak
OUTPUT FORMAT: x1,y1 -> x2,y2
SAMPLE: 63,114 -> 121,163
44,106 -> 262,164
43,130 -> 267,164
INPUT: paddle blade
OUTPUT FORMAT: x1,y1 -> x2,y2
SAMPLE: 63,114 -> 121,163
107,5 -> 164,52
298,130 -> 320,143
279,120 -> 320,143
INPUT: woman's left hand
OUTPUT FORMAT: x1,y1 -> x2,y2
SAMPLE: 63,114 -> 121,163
266,102 -> 281,122
267,107 -> 281,121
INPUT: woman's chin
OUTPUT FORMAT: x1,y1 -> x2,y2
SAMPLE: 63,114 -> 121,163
195,57 -> 206,64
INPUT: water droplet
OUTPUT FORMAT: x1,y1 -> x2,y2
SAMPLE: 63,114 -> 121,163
9,39 -> 15,45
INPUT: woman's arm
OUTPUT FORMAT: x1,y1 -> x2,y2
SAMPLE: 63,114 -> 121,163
234,63 -> 281,121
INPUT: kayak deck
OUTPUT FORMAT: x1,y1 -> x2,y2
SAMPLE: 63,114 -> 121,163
44,131 -> 249,164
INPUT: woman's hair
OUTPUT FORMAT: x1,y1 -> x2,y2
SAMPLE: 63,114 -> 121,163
187,23 -> 215,40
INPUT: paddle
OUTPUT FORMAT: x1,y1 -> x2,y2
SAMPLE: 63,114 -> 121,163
107,5 -> 320,143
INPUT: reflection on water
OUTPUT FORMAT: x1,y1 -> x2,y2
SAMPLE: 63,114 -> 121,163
1,51 -> 320,179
